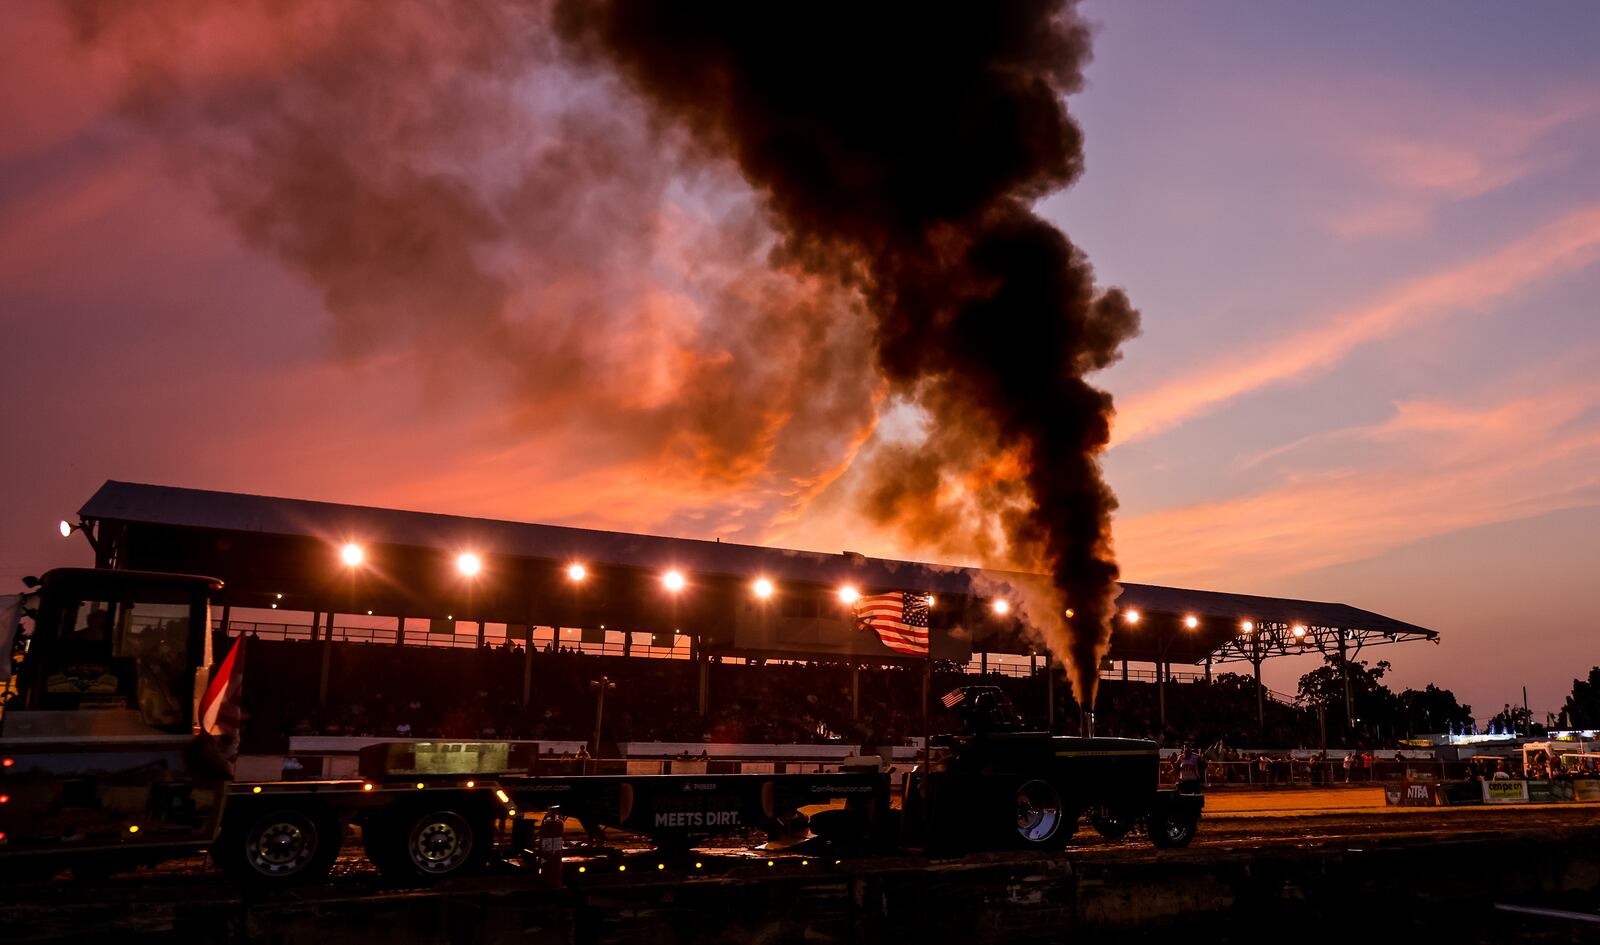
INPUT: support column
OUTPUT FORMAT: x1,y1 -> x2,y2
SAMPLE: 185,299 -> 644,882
980,651 -> 988,674
309,610 -> 321,642
1253,655 -> 1265,729
851,664 -> 860,721
1338,634 -> 1354,729
1121,659 -> 1128,681
697,658 -> 709,716
317,613 -> 333,707
395,615 -> 406,647
1045,661 -> 1056,732
523,636 -> 535,707
476,620 -> 485,648
1204,655 -> 1212,683
1157,659 -> 1167,733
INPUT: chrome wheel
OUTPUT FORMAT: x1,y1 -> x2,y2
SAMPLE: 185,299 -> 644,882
245,812 -> 318,877
407,811 -> 473,875
1015,780 -> 1065,844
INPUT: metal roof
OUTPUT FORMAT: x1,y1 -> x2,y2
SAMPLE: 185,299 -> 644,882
79,480 -> 1437,664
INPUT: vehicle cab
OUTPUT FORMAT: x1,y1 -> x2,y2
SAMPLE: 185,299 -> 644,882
0,568 -> 225,864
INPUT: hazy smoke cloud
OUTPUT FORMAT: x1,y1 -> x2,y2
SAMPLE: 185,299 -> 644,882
67,0 -> 1138,707
555,1 -> 1140,708
62,0 -> 882,535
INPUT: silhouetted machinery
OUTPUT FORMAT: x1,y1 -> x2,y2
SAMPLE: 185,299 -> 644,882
1,570 -> 1199,886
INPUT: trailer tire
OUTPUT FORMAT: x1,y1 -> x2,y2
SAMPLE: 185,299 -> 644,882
219,805 -> 341,885
366,803 -> 491,884
1148,810 -> 1196,849
1011,779 -> 1072,851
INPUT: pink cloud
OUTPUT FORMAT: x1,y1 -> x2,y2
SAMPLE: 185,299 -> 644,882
1113,204 -> 1600,445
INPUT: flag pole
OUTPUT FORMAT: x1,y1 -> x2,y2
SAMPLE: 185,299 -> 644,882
921,614 -> 932,838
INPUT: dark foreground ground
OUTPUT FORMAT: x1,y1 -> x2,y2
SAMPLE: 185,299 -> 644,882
4,791 -> 1597,944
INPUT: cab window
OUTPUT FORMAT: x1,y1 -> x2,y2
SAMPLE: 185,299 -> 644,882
34,595 -> 197,730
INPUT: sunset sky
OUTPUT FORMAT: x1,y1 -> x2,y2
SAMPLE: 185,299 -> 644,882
3,1 -> 1596,719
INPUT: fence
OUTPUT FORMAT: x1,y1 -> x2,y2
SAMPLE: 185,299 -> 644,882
218,620 -> 1299,704
1157,759 -> 1477,787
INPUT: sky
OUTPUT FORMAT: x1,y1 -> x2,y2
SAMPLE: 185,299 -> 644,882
2,1 -> 1597,721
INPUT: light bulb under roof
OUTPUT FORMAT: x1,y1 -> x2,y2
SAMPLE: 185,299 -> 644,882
838,585 -> 860,604
1124,610 -> 1141,624
341,543 -> 364,566
992,599 -> 1010,615
662,570 -> 685,592
457,553 -> 482,577
567,563 -> 587,582
752,577 -> 774,599
1184,615 -> 1199,629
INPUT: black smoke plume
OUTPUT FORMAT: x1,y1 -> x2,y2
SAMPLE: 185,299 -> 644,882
555,1 -> 1140,708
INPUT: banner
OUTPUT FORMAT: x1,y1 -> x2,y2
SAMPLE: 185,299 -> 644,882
428,617 -> 456,634
1384,781 -> 1439,807
506,623 -> 530,641
1482,779 -> 1529,804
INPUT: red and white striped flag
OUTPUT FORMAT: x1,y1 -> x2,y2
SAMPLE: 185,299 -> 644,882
199,636 -> 247,743
852,592 -> 930,657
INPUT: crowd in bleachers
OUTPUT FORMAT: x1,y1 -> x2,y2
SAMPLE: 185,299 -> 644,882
236,637 -> 1326,754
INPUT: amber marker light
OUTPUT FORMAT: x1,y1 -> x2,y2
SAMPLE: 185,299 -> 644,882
838,585 -> 860,604
128,825 -> 140,833
752,577 -> 774,599
362,782 -> 374,792
1184,615 -> 1199,629
465,780 -> 476,788
252,786 -> 262,794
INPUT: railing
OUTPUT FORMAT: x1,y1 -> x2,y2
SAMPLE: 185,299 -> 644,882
1156,759 -> 1474,787
218,619 -> 1303,705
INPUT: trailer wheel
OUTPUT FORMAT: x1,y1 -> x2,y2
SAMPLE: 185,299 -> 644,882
1012,779 -> 1072,850
1090,810 -> 1135,842
220,806 -> 341,884
367,804 -> 491,883
1147,810 -> 1196,849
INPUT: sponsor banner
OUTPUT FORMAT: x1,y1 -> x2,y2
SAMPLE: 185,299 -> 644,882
1384,781 -> 1440,807
1482,779 -> 1530,804
1527,780 -> 1575,803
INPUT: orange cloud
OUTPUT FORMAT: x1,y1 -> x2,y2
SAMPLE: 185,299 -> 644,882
1118,379 -> 1600,586
1113,205 -> 1600,445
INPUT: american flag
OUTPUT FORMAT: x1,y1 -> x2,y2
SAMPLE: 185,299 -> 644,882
852,591 -> 930,657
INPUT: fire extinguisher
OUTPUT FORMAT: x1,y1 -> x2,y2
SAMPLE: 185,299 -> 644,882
538,805 -> 565,888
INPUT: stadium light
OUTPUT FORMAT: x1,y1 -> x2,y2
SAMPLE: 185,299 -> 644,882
992,599 -> 1010,615
838,585 -> 860,605
58,519 -> 72,538
457,553 -> 482,577
1292,625 -> 1307,639
1183,615 -> 1199,629
1124,609 -> 1141,624
341,543 -> 365,567
1064,608 -> 1075,618
567,563 -> 587,582
752,577 -> 774,599
662,570 -> 686,592
1240,620 -> 1254,634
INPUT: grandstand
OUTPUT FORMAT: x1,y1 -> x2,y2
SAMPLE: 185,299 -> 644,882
72,481 -> 1436,748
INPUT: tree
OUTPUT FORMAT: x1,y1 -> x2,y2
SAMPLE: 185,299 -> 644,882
1396,684 -> 1473,736
1297,657 -> 1400,744
1487,704 -> 1544,737
1561,668 -> 1600,728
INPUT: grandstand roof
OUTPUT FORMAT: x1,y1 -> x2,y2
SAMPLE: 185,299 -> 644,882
79,480 -> 1436,666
